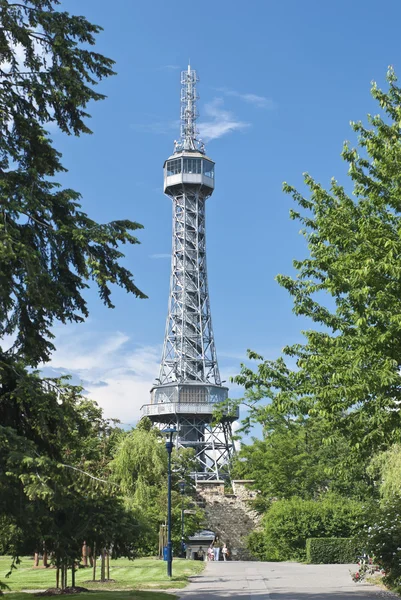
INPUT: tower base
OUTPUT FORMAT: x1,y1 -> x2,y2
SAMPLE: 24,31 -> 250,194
153,414 -> 235,481
141,398 -> 237,481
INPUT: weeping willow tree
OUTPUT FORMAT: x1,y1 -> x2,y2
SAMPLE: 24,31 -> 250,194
111,420 -> 167,507
111,419 -> 203,555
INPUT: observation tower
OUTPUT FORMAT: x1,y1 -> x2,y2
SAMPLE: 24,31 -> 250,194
140,66 -> 237,480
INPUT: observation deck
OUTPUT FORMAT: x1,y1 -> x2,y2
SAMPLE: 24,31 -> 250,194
140,383 -> 238,422
164,151 -> 215,195
140,401 -> 239,422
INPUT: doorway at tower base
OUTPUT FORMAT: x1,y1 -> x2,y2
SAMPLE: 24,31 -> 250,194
195,480 -> 262,561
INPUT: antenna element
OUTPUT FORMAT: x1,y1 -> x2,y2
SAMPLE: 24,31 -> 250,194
174,65 -> 205,154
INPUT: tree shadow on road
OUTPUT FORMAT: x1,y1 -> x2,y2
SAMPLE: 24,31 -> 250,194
180,589 -> 389,599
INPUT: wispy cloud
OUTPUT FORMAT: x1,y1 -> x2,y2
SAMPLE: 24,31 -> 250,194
158,64 -> 180,71
217,87 -> 276,110
149,253 -> 171,259
198,98 -> 250,142
39,322 -> 250,426
130,120 -> 179,135
41,327 -> 161,425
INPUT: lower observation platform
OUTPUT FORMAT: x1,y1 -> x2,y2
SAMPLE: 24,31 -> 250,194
141,383 -> 238,480
140,382 -> 238,422
140,400 -> 239,421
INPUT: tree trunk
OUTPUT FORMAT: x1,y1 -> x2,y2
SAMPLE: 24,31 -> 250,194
63,563 -> 68,590
106,551 -> 110,580
34,553 -> 39,567
42,552 -> 48,567
92,543 -> 97,582
82,541 -> 88,567
100,548 -> 106,582
71,562 -> 76,588
56,560 -> 60,589
87,544 -> 93,567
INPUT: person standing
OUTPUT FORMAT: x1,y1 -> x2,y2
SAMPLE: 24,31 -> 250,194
207,544 -> 214,561
222,543 -> 229,561
213,537 -> 220,562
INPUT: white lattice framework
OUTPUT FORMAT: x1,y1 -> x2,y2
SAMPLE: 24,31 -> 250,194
159,188 -> 221,385
154,415 -> 235,481
141,66 -> 236,480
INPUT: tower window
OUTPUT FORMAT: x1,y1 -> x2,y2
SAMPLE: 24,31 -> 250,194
183,158 -> 202,174
166,158 -> 182,176
203,160 -> 214,179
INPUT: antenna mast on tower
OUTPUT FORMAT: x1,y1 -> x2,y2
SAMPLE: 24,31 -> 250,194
174,65 -> 205,154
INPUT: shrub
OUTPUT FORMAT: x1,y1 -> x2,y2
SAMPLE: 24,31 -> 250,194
359,497 -> 401,584
247,531 -> 268,561
306,538 -> 357,564
252,495 -> 368,562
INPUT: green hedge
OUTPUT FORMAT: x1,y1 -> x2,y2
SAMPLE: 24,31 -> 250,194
306,538 -> 357,564
249,496 -> 368,562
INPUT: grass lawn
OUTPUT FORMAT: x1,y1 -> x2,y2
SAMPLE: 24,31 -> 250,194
0,556 -> 204,593
5,594 -> 173,600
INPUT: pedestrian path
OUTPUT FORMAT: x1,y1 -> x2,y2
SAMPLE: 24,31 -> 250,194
178,561 -> 399,600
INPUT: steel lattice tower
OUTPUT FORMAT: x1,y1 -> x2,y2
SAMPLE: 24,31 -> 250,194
140,66 -> 237,480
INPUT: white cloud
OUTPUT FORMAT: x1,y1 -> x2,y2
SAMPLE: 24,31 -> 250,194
217,87 -> 276,110
149,253 -> 171,259
232,420 -> 242,451
130,120 -> 179,135
39,325 -> 246,428
1,42 -> 26,73
42,327 -> 161,426
158,65 -> 180,71
198,98 -> 249,142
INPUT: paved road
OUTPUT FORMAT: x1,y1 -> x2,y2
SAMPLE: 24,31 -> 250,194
178,561 -> 398,600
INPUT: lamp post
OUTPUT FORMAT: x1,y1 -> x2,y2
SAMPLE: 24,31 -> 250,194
162,428 -> 176,577
179,480 -> 185,557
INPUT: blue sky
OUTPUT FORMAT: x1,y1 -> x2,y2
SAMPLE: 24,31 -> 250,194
43,0 -> 401,425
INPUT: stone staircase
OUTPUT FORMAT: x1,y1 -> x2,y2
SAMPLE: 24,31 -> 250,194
196,480 -> 262,561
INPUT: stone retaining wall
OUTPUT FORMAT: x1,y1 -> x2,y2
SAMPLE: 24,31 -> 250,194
196,480 -> 262,561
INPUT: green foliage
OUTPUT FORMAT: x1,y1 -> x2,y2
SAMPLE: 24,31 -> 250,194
254,496 -> 367,561
368,444 -> 401,501
358,497 -> 401,583
246,531 -> 268,561
232,405 -> 374,501
111,427 -> 167,504
0,358 -> 146,594
0,0 -> 146,366
111,426 -> 204,556
231,68 -> 401,455
0,1 -> 149,589
306,538 -> 357,564
5,594 -> 175,600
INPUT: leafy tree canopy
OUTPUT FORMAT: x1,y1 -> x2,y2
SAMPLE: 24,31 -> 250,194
232,68 -> 401,454
0,0 -> 146,365
232,403 -> 374,503
111,423 -> 204,555
0,362 -> 142,576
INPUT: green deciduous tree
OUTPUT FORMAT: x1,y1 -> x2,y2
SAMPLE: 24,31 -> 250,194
111,423 -> 204,556
232,67 -> 401,455
0,360 -> 143,591
368,443 -> 401,501
233,406 -> 374,503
